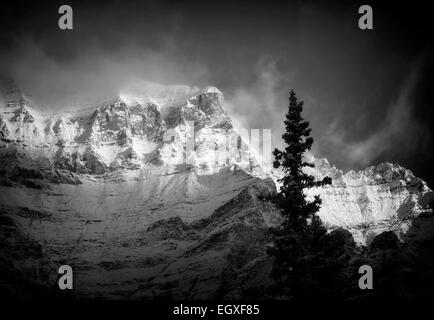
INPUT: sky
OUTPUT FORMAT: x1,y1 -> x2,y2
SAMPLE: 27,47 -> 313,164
1,0 -> 433,185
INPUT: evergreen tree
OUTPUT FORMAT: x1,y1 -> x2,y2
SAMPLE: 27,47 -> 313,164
268,89 -> 333,299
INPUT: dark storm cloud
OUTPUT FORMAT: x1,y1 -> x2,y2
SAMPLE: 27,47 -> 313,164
0,0 -> 211,108
0,0 -> 433,184
315,56 -> 430,166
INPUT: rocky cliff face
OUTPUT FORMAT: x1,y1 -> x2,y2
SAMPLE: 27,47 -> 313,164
0,80 -> 432,299
305,159 -> 433,244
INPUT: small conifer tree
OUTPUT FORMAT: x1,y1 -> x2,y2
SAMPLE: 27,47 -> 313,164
268,90 -> 332,298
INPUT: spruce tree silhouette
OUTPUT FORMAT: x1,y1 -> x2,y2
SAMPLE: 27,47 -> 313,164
268,90 -> 334,299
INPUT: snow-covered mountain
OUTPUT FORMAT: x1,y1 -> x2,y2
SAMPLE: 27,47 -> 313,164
0,79 -> 432,299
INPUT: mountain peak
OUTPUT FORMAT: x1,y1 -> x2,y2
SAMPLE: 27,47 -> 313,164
1,80 -> 433,301
0,80 -> 249,176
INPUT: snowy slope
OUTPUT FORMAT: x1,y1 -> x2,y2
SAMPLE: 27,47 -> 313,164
0,79 -> 433,298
